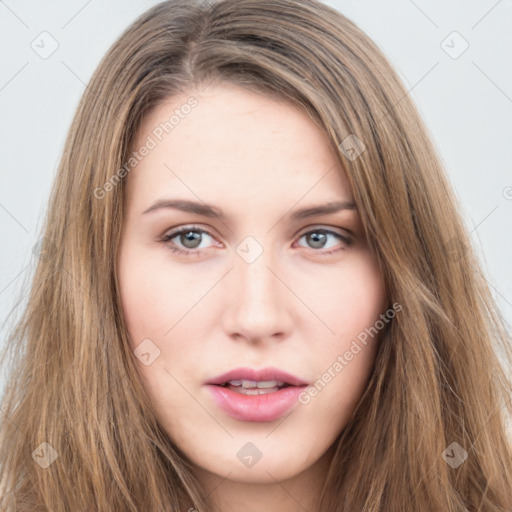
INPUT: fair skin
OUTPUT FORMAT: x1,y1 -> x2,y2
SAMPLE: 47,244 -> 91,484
117,81 -> 388,512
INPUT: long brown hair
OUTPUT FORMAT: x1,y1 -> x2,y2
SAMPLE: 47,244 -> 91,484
1,0 -> 511,510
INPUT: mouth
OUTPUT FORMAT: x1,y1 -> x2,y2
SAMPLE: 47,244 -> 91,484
205,366 -> 308,389
217,379 -> 292,395
204,367 -> 309,422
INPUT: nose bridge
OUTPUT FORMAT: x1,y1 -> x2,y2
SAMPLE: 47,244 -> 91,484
224,237 -> 291,341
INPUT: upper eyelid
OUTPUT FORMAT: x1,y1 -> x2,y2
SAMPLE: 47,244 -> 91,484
162,224 -> 349,236
162,225 -> 216,240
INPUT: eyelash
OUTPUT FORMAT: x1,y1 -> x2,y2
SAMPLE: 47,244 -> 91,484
159,225 -> 353,258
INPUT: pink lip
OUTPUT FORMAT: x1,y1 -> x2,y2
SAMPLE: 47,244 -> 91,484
204,366 -> 308,422
206,385 -> 307,422
205,366 -> 309,387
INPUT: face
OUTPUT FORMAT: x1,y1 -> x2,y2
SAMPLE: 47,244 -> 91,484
117,81 -> 387,486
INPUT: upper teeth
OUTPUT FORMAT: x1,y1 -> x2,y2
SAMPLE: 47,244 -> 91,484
227,379 -> 285,388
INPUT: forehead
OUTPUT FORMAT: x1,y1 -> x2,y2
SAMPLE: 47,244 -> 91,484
126,82 -> 352,211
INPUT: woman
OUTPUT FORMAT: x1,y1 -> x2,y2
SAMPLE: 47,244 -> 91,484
1,0 -> 511,510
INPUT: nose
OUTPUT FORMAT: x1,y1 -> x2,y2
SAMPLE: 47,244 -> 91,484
221,244 -> 294,344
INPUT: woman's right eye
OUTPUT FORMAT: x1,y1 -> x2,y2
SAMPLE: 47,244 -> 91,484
160,226 -> 218,256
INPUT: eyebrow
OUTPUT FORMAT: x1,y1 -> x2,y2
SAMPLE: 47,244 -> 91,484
142,198 -> 357,220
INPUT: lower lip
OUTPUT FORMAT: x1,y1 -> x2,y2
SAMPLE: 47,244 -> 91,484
205,384 -> 307,422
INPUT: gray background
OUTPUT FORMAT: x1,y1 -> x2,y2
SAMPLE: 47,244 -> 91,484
1,0 -> 511,396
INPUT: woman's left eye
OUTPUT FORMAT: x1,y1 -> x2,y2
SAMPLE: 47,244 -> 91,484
295,229 -> 352,254
159,226 -> 352,257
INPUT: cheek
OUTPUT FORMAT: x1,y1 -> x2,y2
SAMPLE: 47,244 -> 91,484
117,244 -> 203,414
302,251 -> 387,409
117,241 -> 198,345
313,250 -> 387,343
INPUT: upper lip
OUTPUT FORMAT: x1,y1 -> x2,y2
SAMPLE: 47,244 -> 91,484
205,366 -> 309,386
